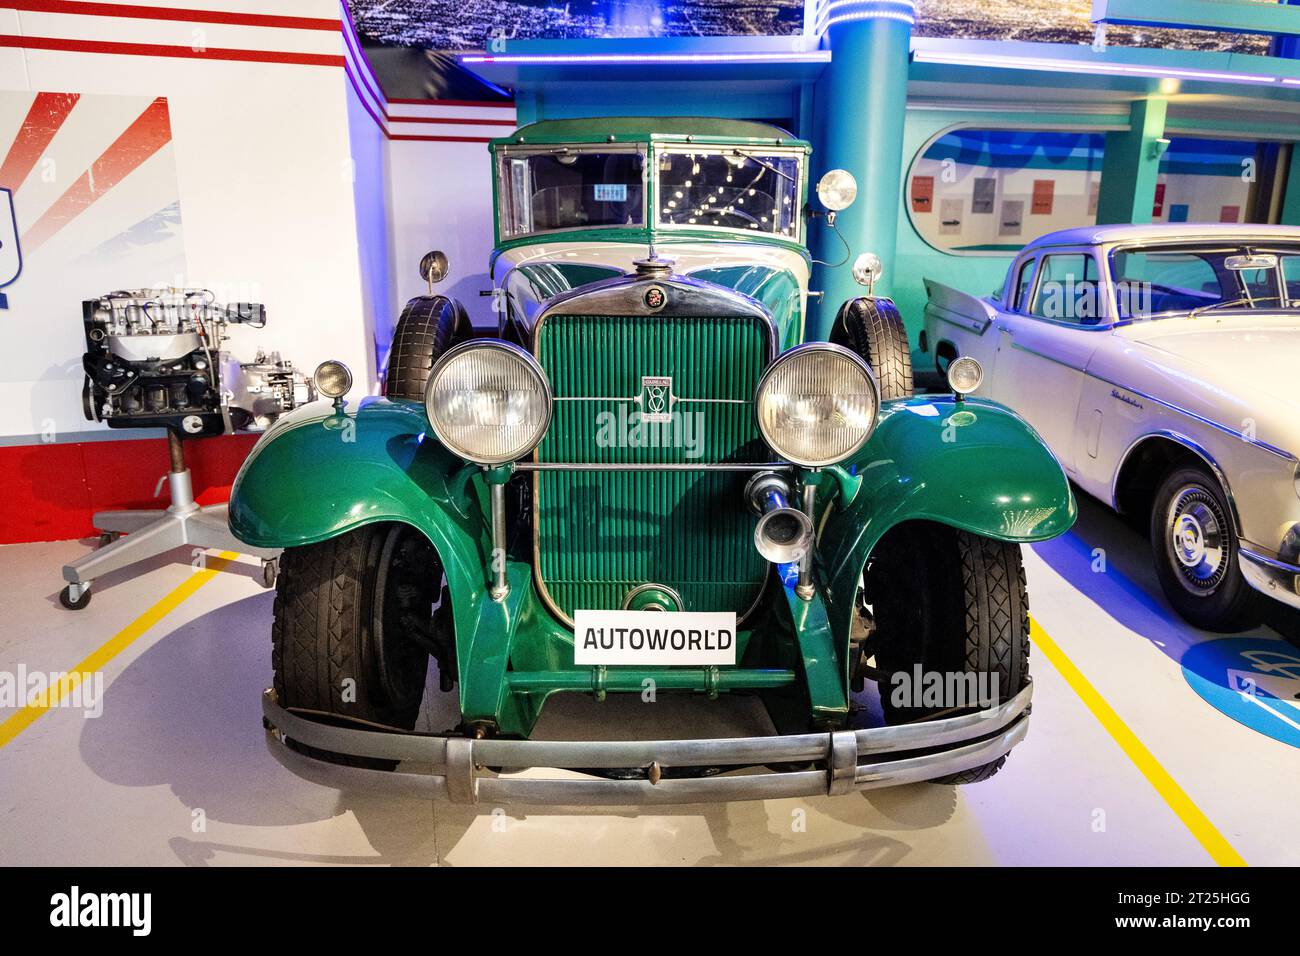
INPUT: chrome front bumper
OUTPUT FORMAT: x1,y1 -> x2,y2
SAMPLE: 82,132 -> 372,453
1239,548 -> 1300,611
262,682 -> 1033,805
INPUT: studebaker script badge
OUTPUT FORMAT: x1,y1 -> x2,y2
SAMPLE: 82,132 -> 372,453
639,375 -> 674,423
573,609 -> 737,665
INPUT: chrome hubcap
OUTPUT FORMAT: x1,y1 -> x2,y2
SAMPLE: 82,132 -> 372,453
1166,485 -> 1227,592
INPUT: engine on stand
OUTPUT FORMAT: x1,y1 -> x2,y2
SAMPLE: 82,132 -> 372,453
81,288 -> 313,436
62,287 -> 315,611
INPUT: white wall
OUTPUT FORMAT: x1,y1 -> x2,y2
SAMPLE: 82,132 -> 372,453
0,1 -> 376,439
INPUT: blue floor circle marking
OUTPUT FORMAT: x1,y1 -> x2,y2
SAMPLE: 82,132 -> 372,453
1181,637 -> 1300,749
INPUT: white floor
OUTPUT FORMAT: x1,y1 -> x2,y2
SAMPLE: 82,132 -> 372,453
1,494 -> 1296,866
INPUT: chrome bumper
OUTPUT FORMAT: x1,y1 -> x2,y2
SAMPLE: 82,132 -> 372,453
1239,547 -> 1300,611
261,682 -> 1033,805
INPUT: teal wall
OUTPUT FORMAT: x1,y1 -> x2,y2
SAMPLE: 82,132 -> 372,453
890,109 -> 1126,372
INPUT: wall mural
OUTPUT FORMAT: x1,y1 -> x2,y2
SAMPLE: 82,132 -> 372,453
349,0 -> 1273,53
0,91 -> 188,437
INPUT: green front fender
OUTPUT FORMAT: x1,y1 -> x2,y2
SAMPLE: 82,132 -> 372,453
229,398 -> 491,631
819,395 -> 1076,641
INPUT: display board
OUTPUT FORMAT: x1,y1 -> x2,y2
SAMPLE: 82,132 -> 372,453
906,129 -> 1266,255
348,0 -> 1271,52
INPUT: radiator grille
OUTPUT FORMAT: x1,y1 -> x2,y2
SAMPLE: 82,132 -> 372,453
533,313 -> 770,621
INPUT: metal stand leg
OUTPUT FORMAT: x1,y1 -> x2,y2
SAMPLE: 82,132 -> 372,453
59,431 -> 280,610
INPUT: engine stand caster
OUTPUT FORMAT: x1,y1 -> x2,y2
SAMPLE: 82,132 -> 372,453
59,582 -> 92,610
97,531 -> 121,548
261,557 -> 279,589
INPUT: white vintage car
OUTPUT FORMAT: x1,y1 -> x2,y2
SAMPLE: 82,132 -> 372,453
923,223 -> 1300,631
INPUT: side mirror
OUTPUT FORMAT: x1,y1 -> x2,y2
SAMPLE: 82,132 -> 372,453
816,169 -> 858,213
420,250 -> 449,290
852,252 -> 883,291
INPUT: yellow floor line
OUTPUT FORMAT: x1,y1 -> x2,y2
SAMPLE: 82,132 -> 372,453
0,551 -> 239,750
1030,618 -> 1246,867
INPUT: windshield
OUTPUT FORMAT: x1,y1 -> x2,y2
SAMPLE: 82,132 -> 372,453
497,148 -> 645,239
1110,245 -> 1300,320
656,148 -> 801,238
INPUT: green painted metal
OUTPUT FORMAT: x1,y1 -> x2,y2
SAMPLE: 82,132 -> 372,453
818,395 -> 1077,644
229,386 -> 1073,740
533,312 -> 770,623
1283,146 -> 1300,226
689,264 -> 804,349
1096,97 -> 1169,226
811,15 -> 913,340
493,228 -> 814,261
1093,0 -> 1300,37
506,668 -> 796,692
781,578 -> 847,726
494,116 -> 806,148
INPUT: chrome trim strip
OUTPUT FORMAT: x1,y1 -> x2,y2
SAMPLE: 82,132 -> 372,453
1093,376 -> 1296,461
515,461 -> 791,472
1240,546 -> 1300,574
1239,549 -> 1300,610
555,395 -> 750,405
262,681 -> 1033,805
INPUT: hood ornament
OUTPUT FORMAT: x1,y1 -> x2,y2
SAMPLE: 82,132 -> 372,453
632,255 -> 674,280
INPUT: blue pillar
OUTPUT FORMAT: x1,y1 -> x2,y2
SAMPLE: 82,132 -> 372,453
1272,0 -> 1300,59
810,1 -> 913,340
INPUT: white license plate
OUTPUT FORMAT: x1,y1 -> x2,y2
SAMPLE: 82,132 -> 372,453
573,609 -> 737,665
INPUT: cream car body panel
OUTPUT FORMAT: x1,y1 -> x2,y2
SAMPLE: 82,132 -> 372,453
924,224 -> 1300,610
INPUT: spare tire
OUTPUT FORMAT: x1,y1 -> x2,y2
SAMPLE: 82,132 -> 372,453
830,296 -> 914,400
384,294 -> 468,401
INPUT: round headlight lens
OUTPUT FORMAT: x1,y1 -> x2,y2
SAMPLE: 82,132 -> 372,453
313,360 -> 352,399
756,344 -> 879,467
947,356 -> 984,395
425,340 -> 552,465
816,169 -> 858,212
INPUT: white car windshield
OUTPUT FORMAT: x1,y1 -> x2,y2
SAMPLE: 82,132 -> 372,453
656,148 -> 801,238
1110,245 -> 1300,320
497,148 -> 646,238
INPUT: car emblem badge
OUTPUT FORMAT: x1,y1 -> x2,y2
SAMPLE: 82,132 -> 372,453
639,376 -> 674,423
643,285 -> 666,311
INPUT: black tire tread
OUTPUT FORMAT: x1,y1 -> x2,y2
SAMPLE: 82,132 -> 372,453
831,296 -> 915,400
384,295 -> 466,400
868,523 -> 1029,785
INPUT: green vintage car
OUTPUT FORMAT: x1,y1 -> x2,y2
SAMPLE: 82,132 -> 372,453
232,117 -> 1076,804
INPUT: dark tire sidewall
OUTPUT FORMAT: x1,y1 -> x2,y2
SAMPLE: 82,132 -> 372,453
1149,463 -> 1259,632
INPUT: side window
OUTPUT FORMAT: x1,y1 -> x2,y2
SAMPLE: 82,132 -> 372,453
1029,253 -> 1102,325
1013,258 -> 1036,311
1281,255 -> 1300,305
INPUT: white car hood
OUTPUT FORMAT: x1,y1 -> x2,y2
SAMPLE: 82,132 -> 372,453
1115,314 -> 1300,408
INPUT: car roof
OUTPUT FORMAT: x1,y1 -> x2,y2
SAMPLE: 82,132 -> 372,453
1027,223 -> 1300,250
492,116 -> 807,149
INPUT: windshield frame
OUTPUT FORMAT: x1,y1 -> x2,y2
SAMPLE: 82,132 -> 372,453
1106,240 -> 1300,324
493,143 -> 650,242
650,143 -> 807,245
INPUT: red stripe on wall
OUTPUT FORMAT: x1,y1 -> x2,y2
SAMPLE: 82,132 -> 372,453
0,34 -> 346,68
0,91 -> 79,191
386,114 -> 516,127
21,96 -> 172,254
388,133 -> 495,143
6,1 -> 341,31
0,433 -> 258,545
388,98 -> 516,109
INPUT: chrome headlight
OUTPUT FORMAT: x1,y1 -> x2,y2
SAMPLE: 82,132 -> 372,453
755,343 -> 879,467
424,340 -> 552,465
